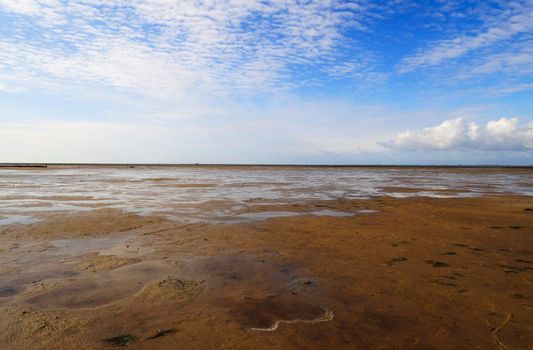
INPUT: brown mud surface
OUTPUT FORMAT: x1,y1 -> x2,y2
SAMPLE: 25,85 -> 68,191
0,195 -> 532,349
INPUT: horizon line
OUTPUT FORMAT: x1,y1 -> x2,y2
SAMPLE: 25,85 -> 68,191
1,163 -> 532,169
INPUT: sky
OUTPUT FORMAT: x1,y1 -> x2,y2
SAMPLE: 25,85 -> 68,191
0,0 -> 532,165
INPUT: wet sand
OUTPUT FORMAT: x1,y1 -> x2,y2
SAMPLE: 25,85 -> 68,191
0,191 -> 532,349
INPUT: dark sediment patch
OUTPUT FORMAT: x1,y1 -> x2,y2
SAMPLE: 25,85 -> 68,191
147,329 -> 178,340
390,240 -> 410,247
103,334 -> 138,347
426,260 -> 450,267
468,247 -> 485,252
432,280 -> 457,287
0,286 -> 18,297
286,278 -> 317,295
515,259 -> 532,264
497,264 -> 533,273
387,256 -> 407,267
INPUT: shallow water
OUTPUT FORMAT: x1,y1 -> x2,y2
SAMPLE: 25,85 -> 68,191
0,167 -> 531,224
0,215 -> 39,226
26,261 -> 174,309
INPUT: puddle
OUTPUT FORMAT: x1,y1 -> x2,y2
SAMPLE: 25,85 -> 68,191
0,215 -> 39,226
50,238 -> 124,253
26,261 -> 174,309
309,209 -> 353,217
357,209 -> 379,214
233,294 -> 328,330
48,235 -> 154,257
0,265 -> 79,298
181,254 -> 331,331
237,211 -> 301,220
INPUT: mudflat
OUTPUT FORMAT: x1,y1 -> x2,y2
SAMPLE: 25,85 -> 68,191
0,168 -> 532,349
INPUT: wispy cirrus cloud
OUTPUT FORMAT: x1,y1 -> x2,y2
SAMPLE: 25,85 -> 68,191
398,3 -> 533,74
458,39 -> 533,78
323,54 -> 389,85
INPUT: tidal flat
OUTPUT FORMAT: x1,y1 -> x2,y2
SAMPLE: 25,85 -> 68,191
0,166 -> 532,349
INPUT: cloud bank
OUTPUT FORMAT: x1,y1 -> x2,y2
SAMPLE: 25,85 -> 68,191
383,117 -> 533,151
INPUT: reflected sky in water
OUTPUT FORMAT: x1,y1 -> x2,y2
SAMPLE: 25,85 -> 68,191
1,167 -> 531,223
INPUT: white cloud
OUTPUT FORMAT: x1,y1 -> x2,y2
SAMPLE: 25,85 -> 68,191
467,43 -> 533,76
398,5 -> 533,73
0,80 -> 26,93
0,0 -> 381,98
383,117 -> 533,151
323,56 -> 389,85
0,0 -> 41,15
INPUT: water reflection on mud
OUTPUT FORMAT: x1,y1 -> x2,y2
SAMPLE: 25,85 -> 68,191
1,167 -> 531,224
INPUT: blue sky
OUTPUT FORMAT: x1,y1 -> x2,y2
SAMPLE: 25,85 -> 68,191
0,0 -> 532,164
